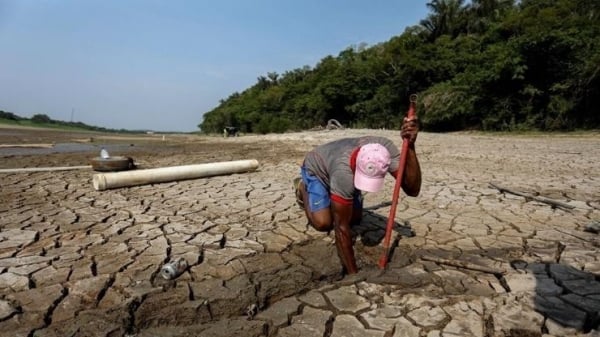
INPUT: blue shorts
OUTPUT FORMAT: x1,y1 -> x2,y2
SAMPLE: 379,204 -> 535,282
300,166 -> 363,212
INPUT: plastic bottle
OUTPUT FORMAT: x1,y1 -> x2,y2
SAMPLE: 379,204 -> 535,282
100,148 -> 110,159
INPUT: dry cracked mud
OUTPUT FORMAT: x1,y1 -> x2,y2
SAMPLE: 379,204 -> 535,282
0,126 -> 599,337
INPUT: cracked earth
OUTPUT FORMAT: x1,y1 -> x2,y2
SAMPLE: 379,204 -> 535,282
0,127 -> 599,337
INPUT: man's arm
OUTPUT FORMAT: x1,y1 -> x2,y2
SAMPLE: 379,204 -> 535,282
399,117 -> 422,197
402,144 -> 421,196
331,201 -> 358,274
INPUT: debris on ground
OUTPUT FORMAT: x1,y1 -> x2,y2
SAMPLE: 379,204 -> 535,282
309,119 -> 344,131
246,304 -> 258,320
584,221 -> 600,234
161,257 -> 188,280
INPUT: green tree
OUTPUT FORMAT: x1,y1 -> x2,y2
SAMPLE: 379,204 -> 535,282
0,111 -> 22,121
420,0 -> 467,41
31,114 -> 52,123
199,0 -> 600,133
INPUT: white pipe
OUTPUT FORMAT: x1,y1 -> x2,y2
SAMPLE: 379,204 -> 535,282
0,165 -> 91,173
92,159 -> 259,191
0,143 -> 54,148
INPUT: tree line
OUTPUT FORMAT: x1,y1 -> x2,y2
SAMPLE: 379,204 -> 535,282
0,111 -> 146,133
199,0 -> 600,134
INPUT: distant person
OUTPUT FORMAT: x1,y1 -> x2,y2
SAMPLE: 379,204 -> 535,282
293,117 -> 421,274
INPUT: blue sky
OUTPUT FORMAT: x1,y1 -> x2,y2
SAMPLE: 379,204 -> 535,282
0,1 -> 430,132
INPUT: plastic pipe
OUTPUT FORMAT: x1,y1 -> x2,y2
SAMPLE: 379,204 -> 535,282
0,165 -> 91,174
0,143 -> 54,148
93,159 -> 259,191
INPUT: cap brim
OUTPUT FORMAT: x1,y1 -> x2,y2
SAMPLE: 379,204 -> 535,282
354,172 -> 385,193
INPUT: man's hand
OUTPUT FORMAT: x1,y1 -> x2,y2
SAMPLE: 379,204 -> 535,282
400,116 -> 422,197
401,117 -> 419,144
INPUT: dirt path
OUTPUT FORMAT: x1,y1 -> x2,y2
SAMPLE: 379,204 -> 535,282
0,127 -> 599,336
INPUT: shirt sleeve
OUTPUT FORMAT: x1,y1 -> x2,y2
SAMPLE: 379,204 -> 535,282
383,139 -> 401,173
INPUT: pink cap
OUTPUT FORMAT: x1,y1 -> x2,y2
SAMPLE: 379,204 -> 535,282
354,143 -> 391,192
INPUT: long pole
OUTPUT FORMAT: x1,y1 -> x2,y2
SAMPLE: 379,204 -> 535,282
378,95 -> 417,269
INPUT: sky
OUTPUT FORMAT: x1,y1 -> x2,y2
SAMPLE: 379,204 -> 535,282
0,1 -> 431,132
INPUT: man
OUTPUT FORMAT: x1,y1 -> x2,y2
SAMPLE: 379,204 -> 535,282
294,117 -> 421,274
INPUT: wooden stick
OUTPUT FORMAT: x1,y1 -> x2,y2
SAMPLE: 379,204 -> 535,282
379,95 -> 418,270
489,182 -> 575,210
420,255 -> 506,275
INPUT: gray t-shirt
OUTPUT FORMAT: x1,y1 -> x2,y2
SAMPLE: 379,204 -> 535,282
303,136 -> 400,202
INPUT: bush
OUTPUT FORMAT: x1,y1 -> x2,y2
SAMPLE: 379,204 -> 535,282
31,114 -> 53,123
0,111 -> 22,121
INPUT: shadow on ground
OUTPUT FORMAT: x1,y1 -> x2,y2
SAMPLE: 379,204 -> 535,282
511,260 -> 600,332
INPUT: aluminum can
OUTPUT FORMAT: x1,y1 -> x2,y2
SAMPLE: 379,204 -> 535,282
161,257 -> 188,280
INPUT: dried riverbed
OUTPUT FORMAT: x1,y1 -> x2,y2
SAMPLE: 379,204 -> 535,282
0,127 -> 599,337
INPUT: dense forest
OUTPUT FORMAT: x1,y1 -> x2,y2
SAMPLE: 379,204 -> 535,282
199,0 -> 600,134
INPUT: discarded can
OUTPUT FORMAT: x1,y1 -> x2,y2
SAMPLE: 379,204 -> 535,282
246,303 -> 258,320
161,257 -> 188,280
